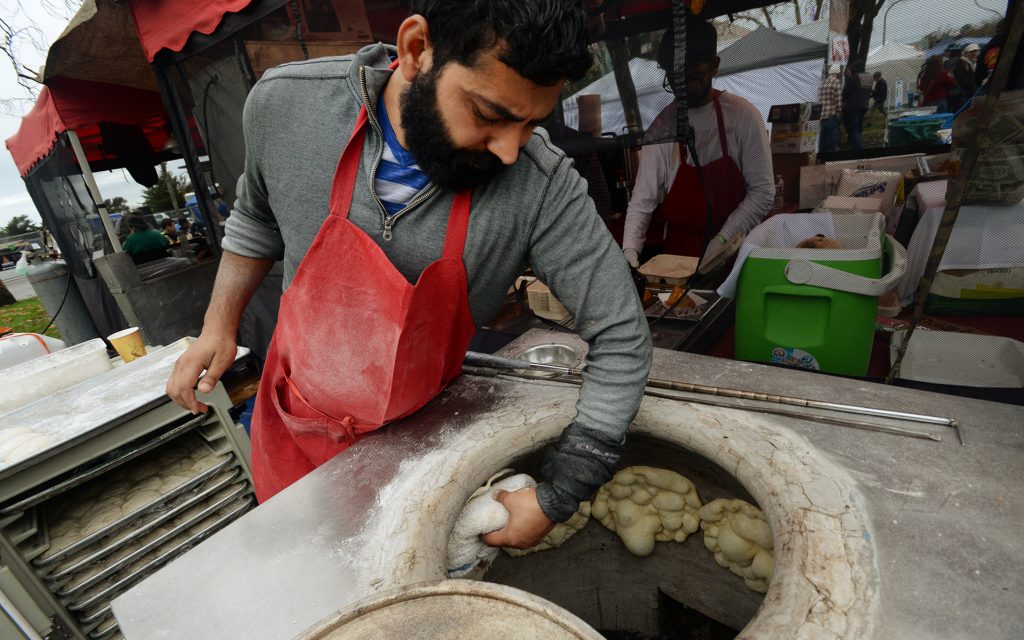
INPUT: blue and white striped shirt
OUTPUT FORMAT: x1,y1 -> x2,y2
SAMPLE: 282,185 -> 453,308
375,95 -> 430,217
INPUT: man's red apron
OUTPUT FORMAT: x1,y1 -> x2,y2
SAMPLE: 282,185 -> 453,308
250,101 -> 476,503
649,90 -> 748,257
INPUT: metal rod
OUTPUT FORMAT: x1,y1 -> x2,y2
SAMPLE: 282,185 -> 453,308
464,351 -> 959,443
66,129 -> 122,253
641,389 -> 942,442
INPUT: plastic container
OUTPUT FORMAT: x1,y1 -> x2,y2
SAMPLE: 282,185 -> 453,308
734,213 -> 906,376
0,338 -> 110,415
887,114 -> 951,146
0,333 -> 66,371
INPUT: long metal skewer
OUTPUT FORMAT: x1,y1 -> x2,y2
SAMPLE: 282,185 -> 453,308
463,351 -> 959,444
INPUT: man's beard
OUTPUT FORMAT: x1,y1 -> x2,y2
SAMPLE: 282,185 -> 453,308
399,68 -> 506,191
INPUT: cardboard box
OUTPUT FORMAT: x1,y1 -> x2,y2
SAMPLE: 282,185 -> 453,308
798,152 -> 926,209
771,121 -> 820,154
771,152 -> 817,203
768,102 -> 823,123
815,195 -> 884,215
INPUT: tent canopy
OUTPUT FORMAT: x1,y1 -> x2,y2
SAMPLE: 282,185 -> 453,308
126,0 -> 262,62
5,76 -> 169,177
718,27 -> 828,76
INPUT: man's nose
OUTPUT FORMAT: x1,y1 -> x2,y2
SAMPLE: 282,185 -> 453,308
487,127 -> 528,165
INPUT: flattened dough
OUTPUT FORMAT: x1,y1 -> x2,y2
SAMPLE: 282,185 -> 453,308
592,466 -> 702,556
504,501 -> 591,557
699,498 -> 775,593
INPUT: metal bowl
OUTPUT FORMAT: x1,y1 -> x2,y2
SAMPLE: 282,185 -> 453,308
515,343 -> 584,375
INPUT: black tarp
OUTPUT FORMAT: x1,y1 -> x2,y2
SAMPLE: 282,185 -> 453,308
717,26 -> 828,76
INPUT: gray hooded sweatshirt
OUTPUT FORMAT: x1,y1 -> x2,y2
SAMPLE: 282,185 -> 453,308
223,44 -> 652,521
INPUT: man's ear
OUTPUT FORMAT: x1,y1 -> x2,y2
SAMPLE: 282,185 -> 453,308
396,15 -> 433,81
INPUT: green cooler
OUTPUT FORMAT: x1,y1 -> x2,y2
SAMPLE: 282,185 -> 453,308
731,213 -> 907,376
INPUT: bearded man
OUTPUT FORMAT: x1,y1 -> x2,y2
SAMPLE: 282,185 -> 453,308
166,0 -> 652,550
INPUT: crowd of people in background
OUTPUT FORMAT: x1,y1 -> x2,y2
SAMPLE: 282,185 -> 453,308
816,21 -> 1008,155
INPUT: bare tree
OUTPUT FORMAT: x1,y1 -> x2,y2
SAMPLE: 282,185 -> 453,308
0,1 -> 82,115
847,0 -> 887,63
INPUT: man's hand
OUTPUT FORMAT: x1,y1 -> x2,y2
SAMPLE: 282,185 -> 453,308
623,247 -> 639,269
166,333 -> 238,413
480,487 -> 555,549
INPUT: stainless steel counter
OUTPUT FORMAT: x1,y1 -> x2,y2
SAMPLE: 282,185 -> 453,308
112,330 -> 1024,639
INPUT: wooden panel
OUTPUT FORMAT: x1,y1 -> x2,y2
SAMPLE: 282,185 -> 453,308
244,40 -> 369,79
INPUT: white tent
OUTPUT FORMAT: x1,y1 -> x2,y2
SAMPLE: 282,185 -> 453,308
561,58 -> 673,135
715,59 -> 824,122
866,43 -> 925,110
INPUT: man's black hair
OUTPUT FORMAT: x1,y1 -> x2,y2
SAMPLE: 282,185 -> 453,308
848,58 -> 865,73
408,0 -> 592,86
657,14 -> 718,74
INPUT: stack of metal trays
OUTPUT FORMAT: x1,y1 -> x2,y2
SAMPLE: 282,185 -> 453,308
29,433 -> 253,639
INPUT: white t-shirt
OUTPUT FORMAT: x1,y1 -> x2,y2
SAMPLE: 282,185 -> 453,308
623,92 -> 774,253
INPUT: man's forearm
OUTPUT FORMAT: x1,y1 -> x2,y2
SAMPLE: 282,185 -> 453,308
203,251 -> 274,337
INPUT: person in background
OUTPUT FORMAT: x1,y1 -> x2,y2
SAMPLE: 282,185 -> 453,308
963,43 -> 981,72
943,44 -> 961,71
951,45 -> 978,110
122,214 -> 170,262
841,59 -> 872,150
818,64 -> 842,154
869,71 -> 888,117
622,14 -> 772,267
919,55 -> 956,112
177,217 -> 192,240
161,218 -> 179,243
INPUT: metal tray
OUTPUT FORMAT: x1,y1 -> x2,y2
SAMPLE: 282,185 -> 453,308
58,484 -> 250,599
643,289 -> 720,323
66,495 -> 253,613
42,462 -> 241,580
1,414 -> 207,516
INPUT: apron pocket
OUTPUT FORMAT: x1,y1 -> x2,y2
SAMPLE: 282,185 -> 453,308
272,375 -> 358,444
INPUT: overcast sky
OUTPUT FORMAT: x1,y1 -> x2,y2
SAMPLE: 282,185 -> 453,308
0,0 -> 1008,228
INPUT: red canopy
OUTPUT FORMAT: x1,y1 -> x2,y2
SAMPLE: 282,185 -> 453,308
5,76 -> 169,177
127,0 -> 256,62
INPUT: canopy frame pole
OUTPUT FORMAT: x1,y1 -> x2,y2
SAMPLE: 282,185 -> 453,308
65,129 -> 122,253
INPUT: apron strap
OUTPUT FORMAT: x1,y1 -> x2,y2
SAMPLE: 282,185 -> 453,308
328,107 -> 369,219
441,190 -> 473,260
712,90 -> 729,158
328,59 -> 400,219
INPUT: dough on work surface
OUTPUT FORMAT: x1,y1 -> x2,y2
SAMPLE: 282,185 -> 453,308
504,501 -> 591,557
5,433 -> 57,464
796,234 -> 843,249
699,498 -> 775,593
592,466 -> 703,556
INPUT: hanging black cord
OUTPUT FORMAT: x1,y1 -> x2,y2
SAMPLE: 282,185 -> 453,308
648,1 -> 718,328
290,0 -> 310,60
201,74 -> 220,190
37,268 -> 72,337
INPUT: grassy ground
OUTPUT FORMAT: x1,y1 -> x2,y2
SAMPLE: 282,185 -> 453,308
0,297 -> 61,339
838,110 -> 889,150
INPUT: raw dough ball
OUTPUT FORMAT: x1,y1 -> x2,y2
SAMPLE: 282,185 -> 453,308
796,234 -> 843,249
592,466 -> 702,556
699,498 -> 775,593
504,502 -> 591,557
5,433 -> 57,464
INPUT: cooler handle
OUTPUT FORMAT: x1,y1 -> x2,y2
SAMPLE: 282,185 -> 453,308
783,234 -> 908,296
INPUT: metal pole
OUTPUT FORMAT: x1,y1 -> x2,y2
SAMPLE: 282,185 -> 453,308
888,0 -> 1024,387
65,129 -> 122,253
464,351 -> 960,442
881,0 -> 913,46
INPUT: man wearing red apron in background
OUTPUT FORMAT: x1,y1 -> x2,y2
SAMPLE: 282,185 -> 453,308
167,1 -> 652,550
622,14 -> 773,270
